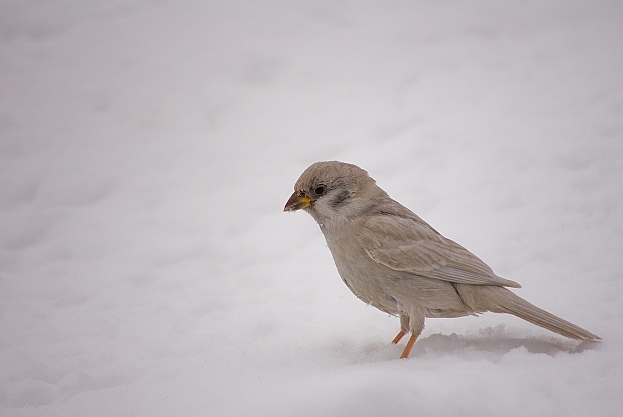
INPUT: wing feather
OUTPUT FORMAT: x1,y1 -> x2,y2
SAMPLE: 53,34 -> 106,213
361,215 -> 521,288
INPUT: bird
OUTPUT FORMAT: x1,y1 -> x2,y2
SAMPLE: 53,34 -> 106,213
283,161 -> 600,359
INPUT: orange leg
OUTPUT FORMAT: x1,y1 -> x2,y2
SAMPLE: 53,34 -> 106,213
391,330 -> 406,344
400,333 -> 419,359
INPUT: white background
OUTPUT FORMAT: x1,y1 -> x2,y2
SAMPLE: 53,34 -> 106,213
1,1 -> 622,416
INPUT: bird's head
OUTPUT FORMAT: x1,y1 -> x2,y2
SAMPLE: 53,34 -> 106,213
284,161 -> 386,227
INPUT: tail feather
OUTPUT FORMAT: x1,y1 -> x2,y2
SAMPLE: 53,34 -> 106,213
492,288 -> 600,341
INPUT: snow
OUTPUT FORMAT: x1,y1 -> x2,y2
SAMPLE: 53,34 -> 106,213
1,1 -> 622,416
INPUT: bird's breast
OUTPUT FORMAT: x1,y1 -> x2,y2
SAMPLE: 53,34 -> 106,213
324,230 -> 400,314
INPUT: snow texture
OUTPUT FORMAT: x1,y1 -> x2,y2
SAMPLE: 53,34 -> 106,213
1,1 -> 622,416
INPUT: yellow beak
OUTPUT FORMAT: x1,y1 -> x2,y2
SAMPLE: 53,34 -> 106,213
283,192 -> 312,212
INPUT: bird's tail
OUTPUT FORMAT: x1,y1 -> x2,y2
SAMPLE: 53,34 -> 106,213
488,287 -> 600,341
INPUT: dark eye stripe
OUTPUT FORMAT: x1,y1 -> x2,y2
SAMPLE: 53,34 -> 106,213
330,190 -> 351,207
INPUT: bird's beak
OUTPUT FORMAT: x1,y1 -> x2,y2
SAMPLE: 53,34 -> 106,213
283,192 -> 311,212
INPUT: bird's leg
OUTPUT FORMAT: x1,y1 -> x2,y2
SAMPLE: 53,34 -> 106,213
392,314 -> 410,344
400,333 -> 419,359
391,330 -> 406,344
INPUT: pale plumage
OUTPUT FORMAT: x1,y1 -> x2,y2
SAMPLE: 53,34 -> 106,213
284,161 -> 600,358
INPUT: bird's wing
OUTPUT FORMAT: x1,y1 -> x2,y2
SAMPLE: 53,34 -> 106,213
360,215 -> 521,288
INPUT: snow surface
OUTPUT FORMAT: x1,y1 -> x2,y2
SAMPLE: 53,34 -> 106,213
1,1 -> 622,416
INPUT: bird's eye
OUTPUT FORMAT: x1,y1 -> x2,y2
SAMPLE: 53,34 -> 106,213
312,184 -> 327,196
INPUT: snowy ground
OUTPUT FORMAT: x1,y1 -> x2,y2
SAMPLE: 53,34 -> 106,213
1,1 -> 622,416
